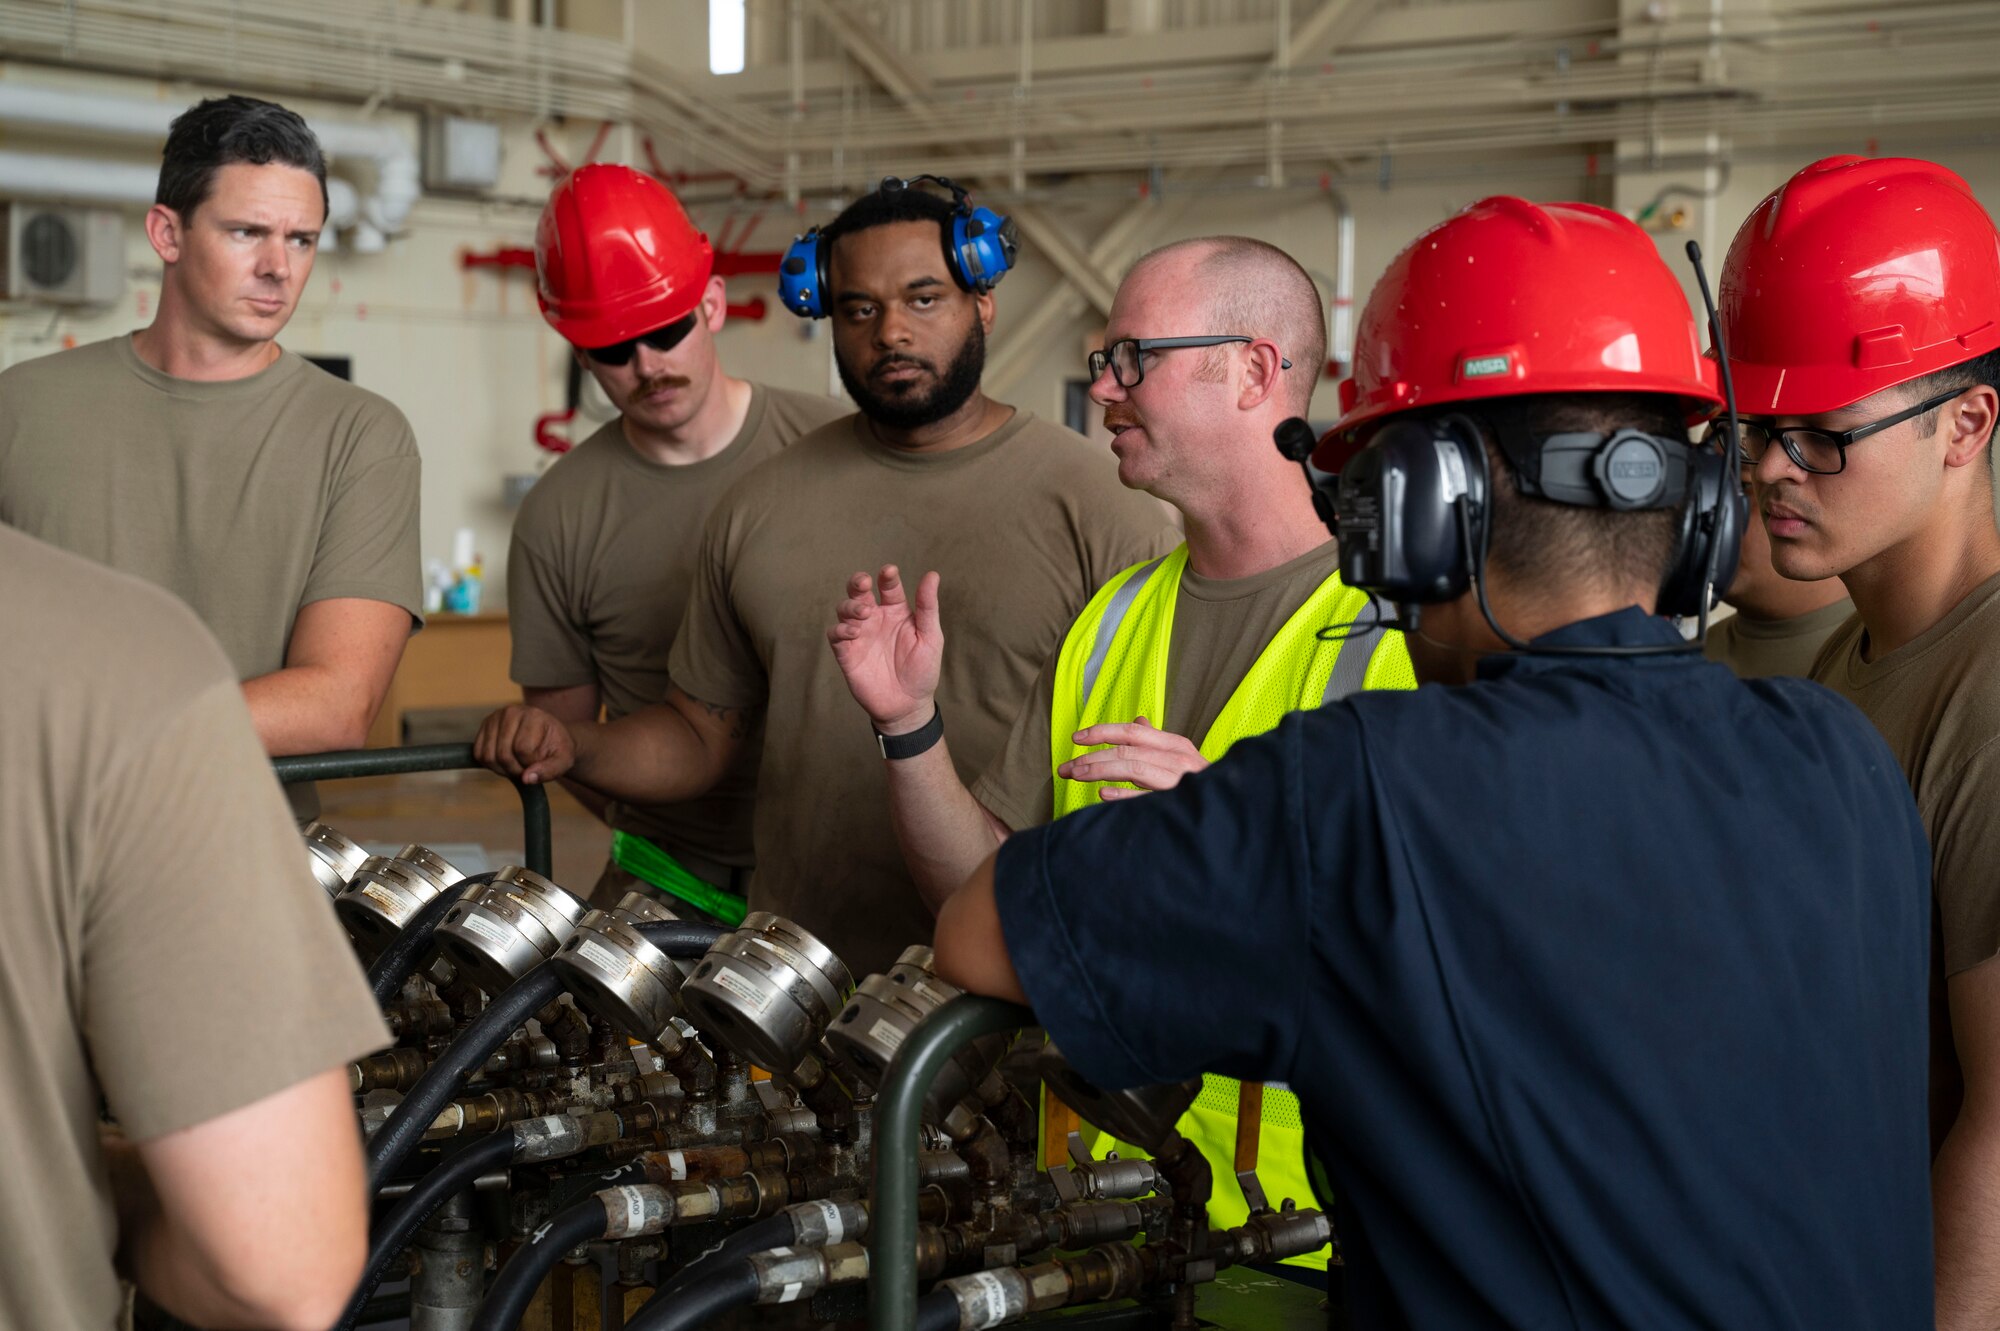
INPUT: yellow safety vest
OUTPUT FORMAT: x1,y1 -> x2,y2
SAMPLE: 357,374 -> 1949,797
1045,543 -> 1415,1269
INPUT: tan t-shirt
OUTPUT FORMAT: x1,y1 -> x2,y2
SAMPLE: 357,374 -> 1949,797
0,335 -> 424,817
974,540 -> 1341,831
669,410 -> 1178,976
508,386 -> 847,874
1703,598 -> 1856,680
1811,572 -> 2000,977
0,525 -> 390,1331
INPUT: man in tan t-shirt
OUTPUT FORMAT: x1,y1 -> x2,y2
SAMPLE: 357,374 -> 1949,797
0,96 -> 420,819
1703,460 -> 1854,679
476,179 -> 1176,977
507,165 -> 845,912
827,237 -> 1410,909
1,523 -> 391,1331
1720,154 -> 2000,1329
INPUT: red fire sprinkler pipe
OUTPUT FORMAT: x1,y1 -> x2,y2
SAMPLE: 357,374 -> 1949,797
534,408 -> 577,454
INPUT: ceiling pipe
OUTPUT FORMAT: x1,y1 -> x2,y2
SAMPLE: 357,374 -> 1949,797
0,147 -> 360,235
1323,180 -> 1354,380
0,82 -> 409,251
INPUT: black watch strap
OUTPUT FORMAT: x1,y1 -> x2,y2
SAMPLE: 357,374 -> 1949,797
875,704 -> 944,760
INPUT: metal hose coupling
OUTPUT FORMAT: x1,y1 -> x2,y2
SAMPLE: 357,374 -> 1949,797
747,1240 -> 870,1305
784,1197 -> 868,1247
510,1113 -> 589,1164
1222,1203 -> 1332,1265
597,1182 -> 678,1240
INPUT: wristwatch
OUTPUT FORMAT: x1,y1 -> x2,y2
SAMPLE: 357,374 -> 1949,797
875,704 -> 944,760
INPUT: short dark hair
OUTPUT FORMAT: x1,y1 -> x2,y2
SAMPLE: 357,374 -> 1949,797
1474,393 -> 1690,596
821,179 -> 959,276
1898,346 -> 2000,466
157,95 -> 328,222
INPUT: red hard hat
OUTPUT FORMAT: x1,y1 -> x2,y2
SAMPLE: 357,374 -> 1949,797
1320,195 -> 1720,468
535,164 -> 714,349
1719,155 -> 2000,416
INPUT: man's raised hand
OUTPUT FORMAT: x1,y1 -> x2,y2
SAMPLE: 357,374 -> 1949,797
827,565 -> 944,735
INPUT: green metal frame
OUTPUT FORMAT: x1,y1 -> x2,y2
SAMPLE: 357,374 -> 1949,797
272,742 -> 553,879
869,994 -> 1037,1331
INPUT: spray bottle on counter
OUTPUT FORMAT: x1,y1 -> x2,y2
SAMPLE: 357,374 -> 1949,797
444,526 -> 484,615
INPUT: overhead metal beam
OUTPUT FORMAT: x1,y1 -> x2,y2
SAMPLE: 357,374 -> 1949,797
804,0 -> 1132,326
808,0 -> 936,108
1004,201 -> 1123,316
986,185 -> 1207,397
1270,0 -> 1384,70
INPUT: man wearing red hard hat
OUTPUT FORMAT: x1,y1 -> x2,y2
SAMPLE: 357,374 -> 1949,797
1719,154 -> 2000,1329
502,165 -> 845,914
934,196 -> 1934,1326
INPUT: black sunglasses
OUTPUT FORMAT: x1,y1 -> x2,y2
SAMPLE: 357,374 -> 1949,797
584,312 -> 699,367
1711,386 -> 1970,476
1088,335 -> 1292,389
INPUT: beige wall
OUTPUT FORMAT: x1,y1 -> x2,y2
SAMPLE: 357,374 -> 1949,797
2,62 -> 1995,609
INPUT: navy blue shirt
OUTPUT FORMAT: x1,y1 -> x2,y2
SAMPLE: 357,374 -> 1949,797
995,608 -> 1933,1329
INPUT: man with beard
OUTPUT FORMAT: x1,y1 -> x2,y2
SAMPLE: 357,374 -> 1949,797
476,177 -> 1176,976
506,165 -> 845,913
826,238 -> 1414,1270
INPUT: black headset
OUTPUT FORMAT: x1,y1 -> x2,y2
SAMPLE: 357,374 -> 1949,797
778,174 -> 1019,319
1278,242 -> 1746,657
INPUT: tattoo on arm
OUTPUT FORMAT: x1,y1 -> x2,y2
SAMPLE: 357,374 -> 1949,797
687,692 -> 755,742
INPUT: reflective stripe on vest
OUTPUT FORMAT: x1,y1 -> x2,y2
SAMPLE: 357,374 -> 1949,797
1042,544 -> 1416,1269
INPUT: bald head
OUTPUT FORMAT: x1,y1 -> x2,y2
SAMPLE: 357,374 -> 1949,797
1126,236 -> 1326,415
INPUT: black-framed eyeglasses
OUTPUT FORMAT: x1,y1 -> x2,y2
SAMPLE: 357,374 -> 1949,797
583,312 -> 699,367
1087,335 -> 1292,389
1708,386 -> 1969,476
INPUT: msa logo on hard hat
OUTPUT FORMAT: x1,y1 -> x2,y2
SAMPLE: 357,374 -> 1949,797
1460,353 -> 1512,379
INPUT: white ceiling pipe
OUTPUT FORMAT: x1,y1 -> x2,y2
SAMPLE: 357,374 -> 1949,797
0,148 -> 359,228
0,83 -> 407,244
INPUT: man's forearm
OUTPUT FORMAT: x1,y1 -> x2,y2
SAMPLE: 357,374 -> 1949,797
242,666 -> 379,754
1934,1106 -> 2000,1329
569,701 -> 735,806
886,739 -> 1010,914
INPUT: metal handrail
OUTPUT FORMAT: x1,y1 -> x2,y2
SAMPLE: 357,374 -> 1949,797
868,994 -> 1037,1331
273,742 -> 553,880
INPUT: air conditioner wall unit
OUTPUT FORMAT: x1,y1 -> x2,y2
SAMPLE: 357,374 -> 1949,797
0,205 -> 126,306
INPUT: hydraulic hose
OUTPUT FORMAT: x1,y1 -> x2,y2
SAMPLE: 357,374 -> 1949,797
650,1211 -> 794,1302
334,1131 -> 515,1331
367,962 -> 565,1189
916,1289 -> 961,1331
624,1261 -> 762,1331
632,918 -> 731,953
469,1195 -> 609,1331
367,925 -> 720,1191
366,870 -> 497,1003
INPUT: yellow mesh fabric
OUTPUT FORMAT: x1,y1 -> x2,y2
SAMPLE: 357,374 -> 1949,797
1044,547 -> 1415,1270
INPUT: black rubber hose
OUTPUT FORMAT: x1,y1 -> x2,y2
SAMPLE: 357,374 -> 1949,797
917,1288 -> 961,1331
366,871 -> 497,1003
334,1131 -> 516,1331
367,962 -> 565,1189
624,1260 -> 762,1331
653,1211 -> 796,1302
469,1195 -> 610,1331
633,919 -> 730,955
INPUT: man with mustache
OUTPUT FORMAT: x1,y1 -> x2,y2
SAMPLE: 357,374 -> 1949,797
505,165 -> 845,912
1718,155 -> 2000,1329
476,177 -> 1176,975
827,236 -> 1414,1268
0,95 -> 421,821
